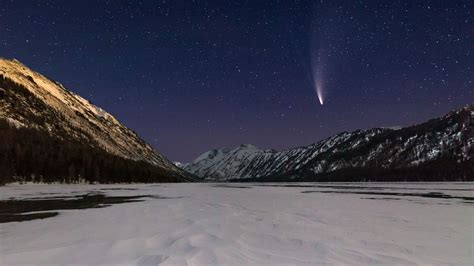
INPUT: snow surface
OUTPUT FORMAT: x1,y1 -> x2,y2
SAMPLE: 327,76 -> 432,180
1,183 -> 473,265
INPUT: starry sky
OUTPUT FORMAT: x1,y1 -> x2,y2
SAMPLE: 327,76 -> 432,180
1,0 -> 473,162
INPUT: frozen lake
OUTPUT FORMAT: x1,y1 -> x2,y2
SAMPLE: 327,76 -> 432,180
1,183 -> 473,265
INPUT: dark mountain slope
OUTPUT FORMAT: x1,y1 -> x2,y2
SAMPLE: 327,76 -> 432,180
0,58 -> 195,184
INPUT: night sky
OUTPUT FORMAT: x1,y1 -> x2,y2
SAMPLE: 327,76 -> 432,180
1,0 -> 473,162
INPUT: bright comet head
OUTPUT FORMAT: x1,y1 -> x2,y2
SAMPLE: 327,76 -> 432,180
317,93 -> 324,105
314,73 -> 324,105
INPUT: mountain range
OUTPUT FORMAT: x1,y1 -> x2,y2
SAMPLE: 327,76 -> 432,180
183,105 -> 473,182
0,58 -> 472,184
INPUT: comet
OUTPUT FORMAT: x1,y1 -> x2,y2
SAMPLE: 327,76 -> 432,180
310,1 -> 332,106
311,51 -> 325,106
316,79 -> 324,105
313,65 -> 324,105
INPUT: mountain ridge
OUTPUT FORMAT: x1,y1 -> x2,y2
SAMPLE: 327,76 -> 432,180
184,104 -> 473,182
0,58 -> 194,184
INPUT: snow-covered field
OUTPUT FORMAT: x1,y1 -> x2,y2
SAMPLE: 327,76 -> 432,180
1,183 -> 473,265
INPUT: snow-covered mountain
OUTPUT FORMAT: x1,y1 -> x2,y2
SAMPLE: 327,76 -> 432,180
174,162 -> 184,168
185,105 -> 473,181
0,58 -> 192,183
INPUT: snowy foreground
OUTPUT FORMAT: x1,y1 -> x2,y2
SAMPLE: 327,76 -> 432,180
1,183 -> 473,265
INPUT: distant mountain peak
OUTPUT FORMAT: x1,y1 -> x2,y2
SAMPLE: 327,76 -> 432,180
238,144 -> 258,149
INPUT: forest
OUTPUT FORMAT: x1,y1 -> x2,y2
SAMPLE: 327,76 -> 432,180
0,118 -> 183,185
232,158 -> 474,183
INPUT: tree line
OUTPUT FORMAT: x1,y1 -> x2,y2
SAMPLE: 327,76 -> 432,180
0,118 -> 182,185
